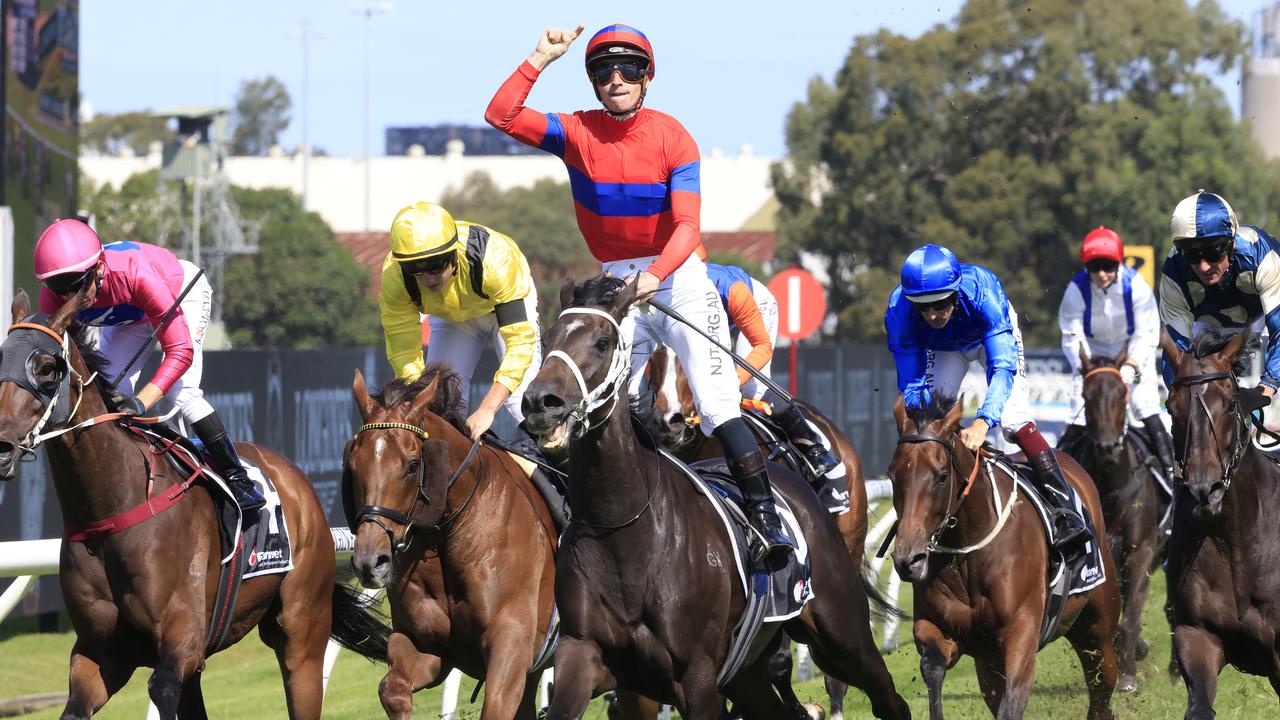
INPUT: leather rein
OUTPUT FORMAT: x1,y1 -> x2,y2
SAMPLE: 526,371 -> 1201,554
896,432 -> 985,552
1170,370 -> 1247,493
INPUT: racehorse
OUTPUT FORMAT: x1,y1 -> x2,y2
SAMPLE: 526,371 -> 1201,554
1062,347 -> 1161,693
890,394 -> 1120,720
1160,328 -> 1280,718
521,275 -> 910,720
344,365 -> 658,719
640,344 -> 873,718
0,290 -> 387,720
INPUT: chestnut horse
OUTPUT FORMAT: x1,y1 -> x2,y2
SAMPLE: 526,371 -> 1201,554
343,365 -> 658,719
1061,347 -> 1161,694
890,394 -> 1120,719
1160,328 -> 1280,718
0,291 -> 387,720
522,275 -> 909,720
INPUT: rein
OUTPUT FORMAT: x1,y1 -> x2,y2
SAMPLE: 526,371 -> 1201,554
1171,370 -> 1246,493
350,422 -> 485,555
896,432 -> 1018,554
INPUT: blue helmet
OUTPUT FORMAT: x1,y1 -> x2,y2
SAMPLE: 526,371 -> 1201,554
1170,190 -> 1238,248
901,244 -> 962,302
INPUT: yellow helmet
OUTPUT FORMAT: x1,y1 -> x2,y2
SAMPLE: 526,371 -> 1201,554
389,202 -> 459,265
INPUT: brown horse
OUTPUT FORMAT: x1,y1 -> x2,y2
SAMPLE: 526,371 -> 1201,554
522,275 -> 910,720
343,365 -> 659,719
1160,328 -> 1280,718
1061,348 -> 1161,694
890,394 -> 1120,720
0,290 -> 387,720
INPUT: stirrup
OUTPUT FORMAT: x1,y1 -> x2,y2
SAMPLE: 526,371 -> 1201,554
1051,511 -> 1090,549
228,476 -> 266,512
798,443 -> 840,478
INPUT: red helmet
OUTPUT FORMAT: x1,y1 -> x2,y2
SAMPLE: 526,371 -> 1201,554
584,24 -> 655,79
1080,226 -> 1123,265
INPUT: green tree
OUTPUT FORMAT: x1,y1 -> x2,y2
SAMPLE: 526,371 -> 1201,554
81,111 -> 174,156
773,0 -> 1280,345
222,187 -> 379,348
230,76 -> 292,156
80,170 -> 182,248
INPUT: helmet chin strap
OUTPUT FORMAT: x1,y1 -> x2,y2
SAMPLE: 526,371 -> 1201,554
595,79 -> 649,121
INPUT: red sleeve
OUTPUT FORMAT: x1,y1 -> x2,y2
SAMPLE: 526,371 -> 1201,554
647,126 -> 702,280
128,273 -> 193,393
485,61 -> 559,151
726,282 -> 773,386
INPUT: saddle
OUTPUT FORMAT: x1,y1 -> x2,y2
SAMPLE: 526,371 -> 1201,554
738,407 -> 850,514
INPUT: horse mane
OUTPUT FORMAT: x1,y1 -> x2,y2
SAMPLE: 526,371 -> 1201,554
572,274 -> 627,308
906,393 -> 959,431
1191,328 -> 1257,376
373,362 -> 469,435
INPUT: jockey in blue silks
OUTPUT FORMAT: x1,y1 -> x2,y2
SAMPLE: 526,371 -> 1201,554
885,244 -> 1091,550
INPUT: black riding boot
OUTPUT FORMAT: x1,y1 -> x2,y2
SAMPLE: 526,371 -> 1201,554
715,419 -> 794,562
193,413 -> 266,512
1142,414 -> 1177,481
773,403 -> 840,478
1028,450 -> 1091,550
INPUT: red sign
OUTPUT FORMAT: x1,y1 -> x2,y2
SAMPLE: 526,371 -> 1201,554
768,268 -> 827,341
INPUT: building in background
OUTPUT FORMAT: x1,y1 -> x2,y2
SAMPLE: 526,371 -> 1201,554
1245,3 -> 1280,158
385,124 -> 537,157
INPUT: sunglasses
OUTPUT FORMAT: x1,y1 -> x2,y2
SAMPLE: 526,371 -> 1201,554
916,295 -> 957,312
45,268 -> 96,296
1085,260 -> 1119,274
405,256 -> 454,277
589,60 -> 648,85
1183,243 -> 1230,266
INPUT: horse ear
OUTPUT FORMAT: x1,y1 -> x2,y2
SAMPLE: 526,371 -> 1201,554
893,395 -> 913,435
1114,340 -> 1129,368
1077,344 -> 1091,372
1217,328 -> 1251,367
942,394 -> 966,432
559,277 -> 576,311
1159,328 -> 1184,372
352,369 -> 376,421
407,372 -> 442,418
11,289 -> 30,323
49,286 -> 91,333
611,278 -> 639,318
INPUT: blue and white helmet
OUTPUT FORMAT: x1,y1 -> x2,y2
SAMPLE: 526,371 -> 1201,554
901,244 -> 962,303
1171,190 -> 1238,248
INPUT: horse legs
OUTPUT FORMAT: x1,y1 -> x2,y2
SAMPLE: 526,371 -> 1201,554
175,674 -> 208,720
1115,543 -> 1155,693
721,657 -> 792,720
915,620 -> 958,720
477,621 -> 539,719
543,637 -> 609,720
825,675 -> 849,720
973,658 -> 1005,717
1172,625 -> 1225,720
614,690 -> 662,720
148,617 -> 207,720
258,600 -> 330,720
378,632 -> 451,720
993,621 -> 1039,720
763,636 -> 813,719
61,645 -> 135,720
1065,592 -> 1118,720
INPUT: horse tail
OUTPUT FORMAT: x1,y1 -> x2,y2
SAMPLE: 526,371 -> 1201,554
329,583 -> 391,662
860,560 -> 909,623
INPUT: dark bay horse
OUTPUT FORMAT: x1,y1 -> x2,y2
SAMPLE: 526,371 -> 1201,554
1160,328 -> 1280,718
0,290 -> 387,720
343,365 -> 658,719
521,275 -> 909,720
1063,347 -> 1161,694
890,394 -> 1120,719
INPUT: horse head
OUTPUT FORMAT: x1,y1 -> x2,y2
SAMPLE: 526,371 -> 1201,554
888,393 -> 970,582
1161,327 -> 1255,519
0,288 -> 99,480
523,275 -> 637,454
1079,342 -> 1130,461
344,366 -> 461,588
636,346 -> 698,450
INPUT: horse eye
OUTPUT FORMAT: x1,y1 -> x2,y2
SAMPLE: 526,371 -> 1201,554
405,459 -> 421,477
594,336 -> 610,353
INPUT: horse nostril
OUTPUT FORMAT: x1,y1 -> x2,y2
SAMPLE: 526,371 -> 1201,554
541,393 -> 565,410
667,413 -> 683,428
375,553 -> 390,570
0,440 -> 14,459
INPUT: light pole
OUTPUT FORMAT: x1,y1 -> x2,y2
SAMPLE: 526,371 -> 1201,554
286,19 -> 328,210
351,2 -> 393,234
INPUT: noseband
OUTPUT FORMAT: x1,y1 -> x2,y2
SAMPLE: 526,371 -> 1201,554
349,422 -> 483,555
545,307 -> 633,437
1171,370 -> 1245,493
1080,365 -> 1131,448
896,432 -> 984,552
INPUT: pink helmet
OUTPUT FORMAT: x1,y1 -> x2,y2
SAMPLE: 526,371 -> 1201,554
34,220 -> 103,281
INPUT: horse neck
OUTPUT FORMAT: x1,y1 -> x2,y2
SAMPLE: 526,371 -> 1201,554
1220,445 -> 1268,540
943,442 -> 1005,547
421,413 -> 489,538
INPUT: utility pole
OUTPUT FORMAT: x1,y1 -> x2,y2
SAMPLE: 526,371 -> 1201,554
351,2 -> 393,233
286,19 -> 327,210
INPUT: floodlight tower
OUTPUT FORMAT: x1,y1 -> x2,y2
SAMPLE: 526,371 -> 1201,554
1245,3 -> 1280,159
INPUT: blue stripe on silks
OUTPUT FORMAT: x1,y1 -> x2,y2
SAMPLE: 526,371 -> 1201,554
539,113 -> 566,158
566,165 -> 670,217
78,304 -> 146,326
1122,267 -> 1135,336
669,161 -> 701,195
103,241 -> 140,252
1195,193 -> 1231,237
1072,270 -> 1093,337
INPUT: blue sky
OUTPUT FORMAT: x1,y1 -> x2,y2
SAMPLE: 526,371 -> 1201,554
81,1 -> 1271,159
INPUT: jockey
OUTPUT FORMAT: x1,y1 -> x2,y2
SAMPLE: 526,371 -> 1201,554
34,220 -> 266,511
379,202 -> 541,440
1160,190 -> 1280,408
486,23 -> 793,559
1058,227 -> 1176,479
704,262 -> 841,480
886,244 -> 1091,550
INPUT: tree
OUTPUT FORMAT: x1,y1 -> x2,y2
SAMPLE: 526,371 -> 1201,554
230,76 -> 292,156
772,0 -> 1280,345
81,112 -> 174,156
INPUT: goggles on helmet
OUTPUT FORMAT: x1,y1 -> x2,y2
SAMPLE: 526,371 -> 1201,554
402,254 -> 455,276
1085,259 -> 1120,274
1178,237 -> 1232,266
44,267 -> 97,297
589,59 -> 649,85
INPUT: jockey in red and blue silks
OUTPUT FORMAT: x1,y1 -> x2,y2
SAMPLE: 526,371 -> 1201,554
487,23 -> 793,559
34,220 -> 265,511
885,244 -> 1091,550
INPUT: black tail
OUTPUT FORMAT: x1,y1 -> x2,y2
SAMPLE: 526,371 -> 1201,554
330,583 -> 390,662
861,560 -> 909,624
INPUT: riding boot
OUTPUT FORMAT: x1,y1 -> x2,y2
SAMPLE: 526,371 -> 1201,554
773,402 -> 840,478
715,419 -> 794,563
1142,414 -> 1177,481
193,413 -> 266,512
1027,450 -> 1091,550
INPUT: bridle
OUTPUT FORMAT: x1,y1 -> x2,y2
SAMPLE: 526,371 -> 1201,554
1080,365 -> 1131,450
349,422 -> 484,555
1170,369 -> 1247,493
895,431 -> 985,552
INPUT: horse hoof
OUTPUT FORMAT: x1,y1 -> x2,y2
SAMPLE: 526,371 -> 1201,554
1117,674 -> 1139,693
800,703 -> 826,720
